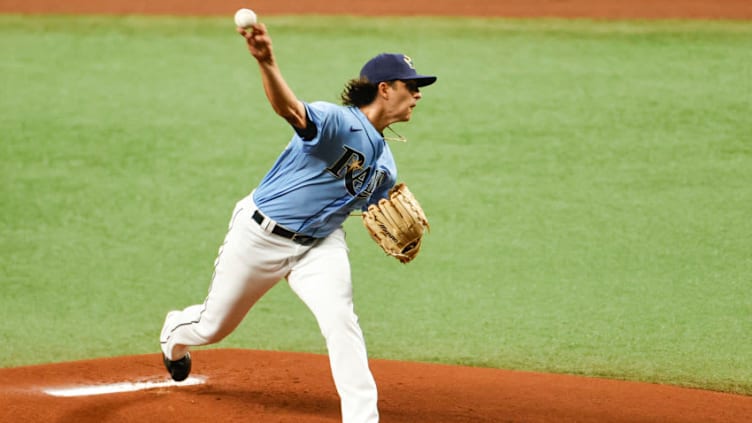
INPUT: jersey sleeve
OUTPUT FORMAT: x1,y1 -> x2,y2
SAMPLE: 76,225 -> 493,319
296,101 -> 343,153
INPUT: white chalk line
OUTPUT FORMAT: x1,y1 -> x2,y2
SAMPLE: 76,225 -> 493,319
42,376 -> 206,397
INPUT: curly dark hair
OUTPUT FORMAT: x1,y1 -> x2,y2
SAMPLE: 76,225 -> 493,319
340,77 -> 379,107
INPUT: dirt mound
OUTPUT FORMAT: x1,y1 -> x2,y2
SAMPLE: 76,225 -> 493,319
1,349 -> 751,422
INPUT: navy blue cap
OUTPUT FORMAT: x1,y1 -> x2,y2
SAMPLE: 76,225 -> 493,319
360,53 -> 437,87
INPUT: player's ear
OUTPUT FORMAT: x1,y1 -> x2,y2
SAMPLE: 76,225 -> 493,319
378,81 -> 391,100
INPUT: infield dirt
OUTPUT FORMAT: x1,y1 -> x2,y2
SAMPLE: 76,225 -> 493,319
1,0 -> 751,422
3,349 -> 752,422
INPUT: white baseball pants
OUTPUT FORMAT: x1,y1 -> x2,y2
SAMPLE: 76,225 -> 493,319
160,193 -> 379,423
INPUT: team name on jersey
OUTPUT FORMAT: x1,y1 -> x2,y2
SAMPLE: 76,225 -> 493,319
325,146 -> 386,198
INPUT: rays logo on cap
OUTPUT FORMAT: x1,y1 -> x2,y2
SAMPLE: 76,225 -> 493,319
402,55 -> 415,69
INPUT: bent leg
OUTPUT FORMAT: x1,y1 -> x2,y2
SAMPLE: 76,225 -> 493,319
287,229 -> 379,423
160,197 -> 289,360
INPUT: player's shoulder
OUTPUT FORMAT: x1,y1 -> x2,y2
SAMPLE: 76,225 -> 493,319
305,101 -> 356,128
306,100 -> 344,114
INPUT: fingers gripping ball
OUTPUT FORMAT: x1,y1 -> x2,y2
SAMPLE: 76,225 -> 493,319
234,8 -> 257,29
362,183 -> 430,263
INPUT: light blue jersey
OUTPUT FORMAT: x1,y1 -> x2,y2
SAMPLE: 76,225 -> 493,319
252,101 -> 397,238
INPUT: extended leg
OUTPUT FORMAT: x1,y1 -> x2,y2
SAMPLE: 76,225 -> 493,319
287,229 -> 379,423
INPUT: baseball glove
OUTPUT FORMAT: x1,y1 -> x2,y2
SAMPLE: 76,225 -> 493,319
362,183 -> 430,263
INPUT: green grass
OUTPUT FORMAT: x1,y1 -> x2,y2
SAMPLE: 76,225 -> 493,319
1,15 -> 751,395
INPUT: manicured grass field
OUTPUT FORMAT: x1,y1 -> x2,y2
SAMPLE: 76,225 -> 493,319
1,15 -> 750,394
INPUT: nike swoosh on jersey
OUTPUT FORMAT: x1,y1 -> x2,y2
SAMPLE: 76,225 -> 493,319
349,126 -> 363,132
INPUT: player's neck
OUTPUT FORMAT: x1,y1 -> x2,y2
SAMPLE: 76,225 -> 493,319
359,105 -> 391,135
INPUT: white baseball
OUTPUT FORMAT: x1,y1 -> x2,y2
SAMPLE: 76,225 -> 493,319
234,8 -> 257,29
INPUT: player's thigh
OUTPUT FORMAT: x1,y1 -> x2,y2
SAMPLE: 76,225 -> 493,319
287,229 -> 355,329
202,202 -> 290,334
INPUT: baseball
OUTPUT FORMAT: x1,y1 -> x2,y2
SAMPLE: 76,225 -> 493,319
234,8 -> 257,29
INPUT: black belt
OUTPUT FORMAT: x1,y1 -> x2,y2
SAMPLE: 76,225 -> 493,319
252,210 -> 318,246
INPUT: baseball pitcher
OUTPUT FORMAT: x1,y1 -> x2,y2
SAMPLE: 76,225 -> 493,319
160,20 -> 436,423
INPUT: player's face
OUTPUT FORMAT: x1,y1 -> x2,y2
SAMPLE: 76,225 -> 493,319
389,80 -> 422,122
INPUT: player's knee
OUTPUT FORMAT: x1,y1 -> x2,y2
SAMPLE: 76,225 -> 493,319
317,306 -> 360,339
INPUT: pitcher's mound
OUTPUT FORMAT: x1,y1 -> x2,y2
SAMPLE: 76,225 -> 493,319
1,349 -> 750,422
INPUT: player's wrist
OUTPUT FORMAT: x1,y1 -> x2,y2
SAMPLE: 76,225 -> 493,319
254,52 -> 276,67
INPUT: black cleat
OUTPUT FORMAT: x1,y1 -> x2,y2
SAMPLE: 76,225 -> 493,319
163,352 -> 191,382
